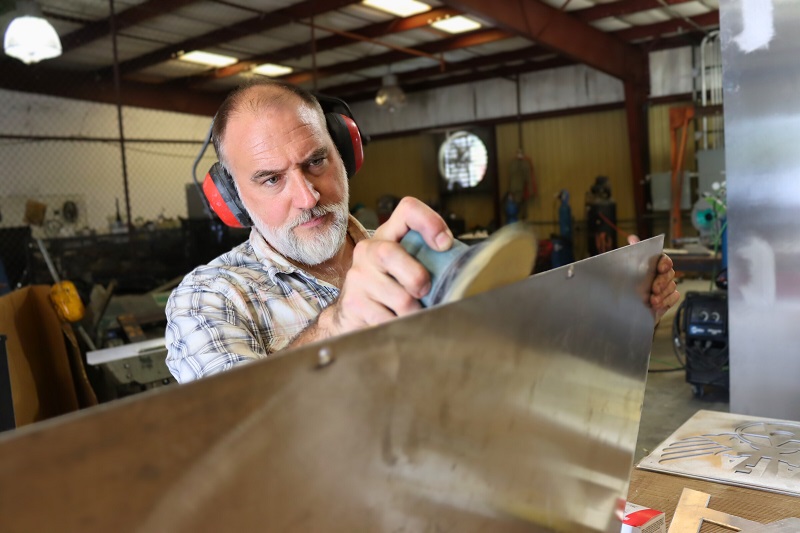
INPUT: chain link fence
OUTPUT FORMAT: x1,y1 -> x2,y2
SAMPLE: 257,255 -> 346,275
0,86 -> 249,296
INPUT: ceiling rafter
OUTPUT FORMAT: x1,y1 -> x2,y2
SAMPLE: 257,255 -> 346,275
574,0 -> 697,23
0,58 -> 221,115
324,12 -> 712,102
440,0 -> 646,84
0,0 -> 719,117
60,0 -> 201,53
166,0 -> 705,89
96,0 -> 360,79
346,56 -> 574,103
327,45 -> 545,97
615,11 -> 718,41
173,7 -> 461,87
281,28 -> 513,85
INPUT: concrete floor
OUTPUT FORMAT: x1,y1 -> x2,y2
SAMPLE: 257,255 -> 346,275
634,278 -> 729,463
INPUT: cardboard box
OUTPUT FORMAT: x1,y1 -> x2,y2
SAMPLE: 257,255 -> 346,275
621,502 -> 666,533
0,285 -> 96,428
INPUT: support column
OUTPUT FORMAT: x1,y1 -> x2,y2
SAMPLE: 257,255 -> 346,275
624,73 -> 650,239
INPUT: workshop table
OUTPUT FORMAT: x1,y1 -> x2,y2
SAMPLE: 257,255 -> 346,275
627,468 -> 800,527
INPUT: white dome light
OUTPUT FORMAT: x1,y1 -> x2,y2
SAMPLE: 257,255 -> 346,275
4,13 -> 62,65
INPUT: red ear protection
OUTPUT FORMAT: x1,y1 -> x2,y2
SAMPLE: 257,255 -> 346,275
203,163 -> 252,228
325,112 -> 364,178
202,93 -> 364,228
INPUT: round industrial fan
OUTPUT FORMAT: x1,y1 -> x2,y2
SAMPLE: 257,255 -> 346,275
691,197 -> 720,247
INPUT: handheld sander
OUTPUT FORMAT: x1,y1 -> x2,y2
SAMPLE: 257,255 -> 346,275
400,222 -> 538,307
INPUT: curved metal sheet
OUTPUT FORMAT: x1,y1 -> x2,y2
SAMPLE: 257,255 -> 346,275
0,236 -> 662,533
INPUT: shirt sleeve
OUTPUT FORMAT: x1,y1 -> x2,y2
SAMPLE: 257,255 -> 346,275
165,279 -> 267,384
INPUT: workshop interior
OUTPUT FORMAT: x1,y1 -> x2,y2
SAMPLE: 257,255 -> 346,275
1,0 -> 798,531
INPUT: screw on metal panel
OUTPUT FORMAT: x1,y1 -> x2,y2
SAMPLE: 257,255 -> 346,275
566,265 -> 575,279
317,347 -> 334,368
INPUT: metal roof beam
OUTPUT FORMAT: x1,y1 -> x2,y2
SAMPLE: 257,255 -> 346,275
178,7 -> 461,86
97,0 -> 360,78
615,11 -> 718,41
342,56 -> 572,102
325,11 -> 714,101
574,0 -> 696,23
282,28 -> 513,85
60,0 -> 201,52
0,58 -> 221,115
441,0 -> 646,84
326,45 -> 545,97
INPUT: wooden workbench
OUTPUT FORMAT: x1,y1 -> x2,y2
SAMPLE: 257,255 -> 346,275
627,468 -> 800,527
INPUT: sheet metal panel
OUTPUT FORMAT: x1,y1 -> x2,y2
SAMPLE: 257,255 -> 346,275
0,238 -> 662,532
721,0 -> 800,419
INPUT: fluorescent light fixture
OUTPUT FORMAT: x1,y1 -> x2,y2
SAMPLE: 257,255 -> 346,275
3,1 -> 62,65
431,15 -> 482,34
362,0 -> 430,18
179,50 -> 238,68
252,63 -> 293,77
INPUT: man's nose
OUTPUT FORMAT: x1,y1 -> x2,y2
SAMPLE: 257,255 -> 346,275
289,172 -> 320,210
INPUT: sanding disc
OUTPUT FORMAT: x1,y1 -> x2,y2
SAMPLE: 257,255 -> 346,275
401,223 -> 538,307
440,223 -> 537,304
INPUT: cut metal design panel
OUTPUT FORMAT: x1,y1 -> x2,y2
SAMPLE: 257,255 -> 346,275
639,410 -> 800,496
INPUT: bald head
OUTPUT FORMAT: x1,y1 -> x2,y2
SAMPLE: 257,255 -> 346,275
212,80 -> 325,174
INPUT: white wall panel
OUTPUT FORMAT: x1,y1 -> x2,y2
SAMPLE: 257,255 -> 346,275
474,77 -> 519,120
0,89 -> 214,232
353,64 -> 626,137
1,89 -> 118,137
649,47 -> 694,97
123,107 -> 211,139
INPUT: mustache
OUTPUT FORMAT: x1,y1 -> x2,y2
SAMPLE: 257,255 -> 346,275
289,202 -> 342,229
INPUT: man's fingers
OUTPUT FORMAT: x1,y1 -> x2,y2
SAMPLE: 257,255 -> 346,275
353,240 -> 431,299
373,197 -> 453,251
652,280 -> 677,305
653,269 -> 676,293
339,263 -> 423,327
627,234 -> 640,245
653,289 -> 681,311
658,253 -> 674,273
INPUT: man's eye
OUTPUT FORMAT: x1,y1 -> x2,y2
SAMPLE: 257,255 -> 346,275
309,157 -> 325,167
263,176 -> 279,185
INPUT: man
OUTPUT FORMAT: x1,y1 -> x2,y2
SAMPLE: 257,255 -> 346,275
166,80 -> 679,383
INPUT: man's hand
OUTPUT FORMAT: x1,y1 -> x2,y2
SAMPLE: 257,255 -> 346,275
627,235 -> 680,323
321,197 -> 452,335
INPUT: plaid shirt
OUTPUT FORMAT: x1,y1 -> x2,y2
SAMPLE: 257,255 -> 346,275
165,216 -> 371,383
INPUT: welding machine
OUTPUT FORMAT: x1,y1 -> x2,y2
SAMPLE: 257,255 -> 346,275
673,291 -> 729,397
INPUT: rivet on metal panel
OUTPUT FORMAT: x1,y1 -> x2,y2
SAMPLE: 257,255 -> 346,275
316,347 -> 334,369
566,265 -> 575,279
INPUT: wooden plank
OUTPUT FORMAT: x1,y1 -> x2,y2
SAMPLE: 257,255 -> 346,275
628,469 -> 800,526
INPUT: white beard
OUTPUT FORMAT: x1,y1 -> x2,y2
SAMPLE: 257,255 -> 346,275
251,197 -> 349,266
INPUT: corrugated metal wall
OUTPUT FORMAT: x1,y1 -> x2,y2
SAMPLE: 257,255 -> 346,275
497,109 -> 635,232
352,101 -> 700,246
349,134 -> 439,214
